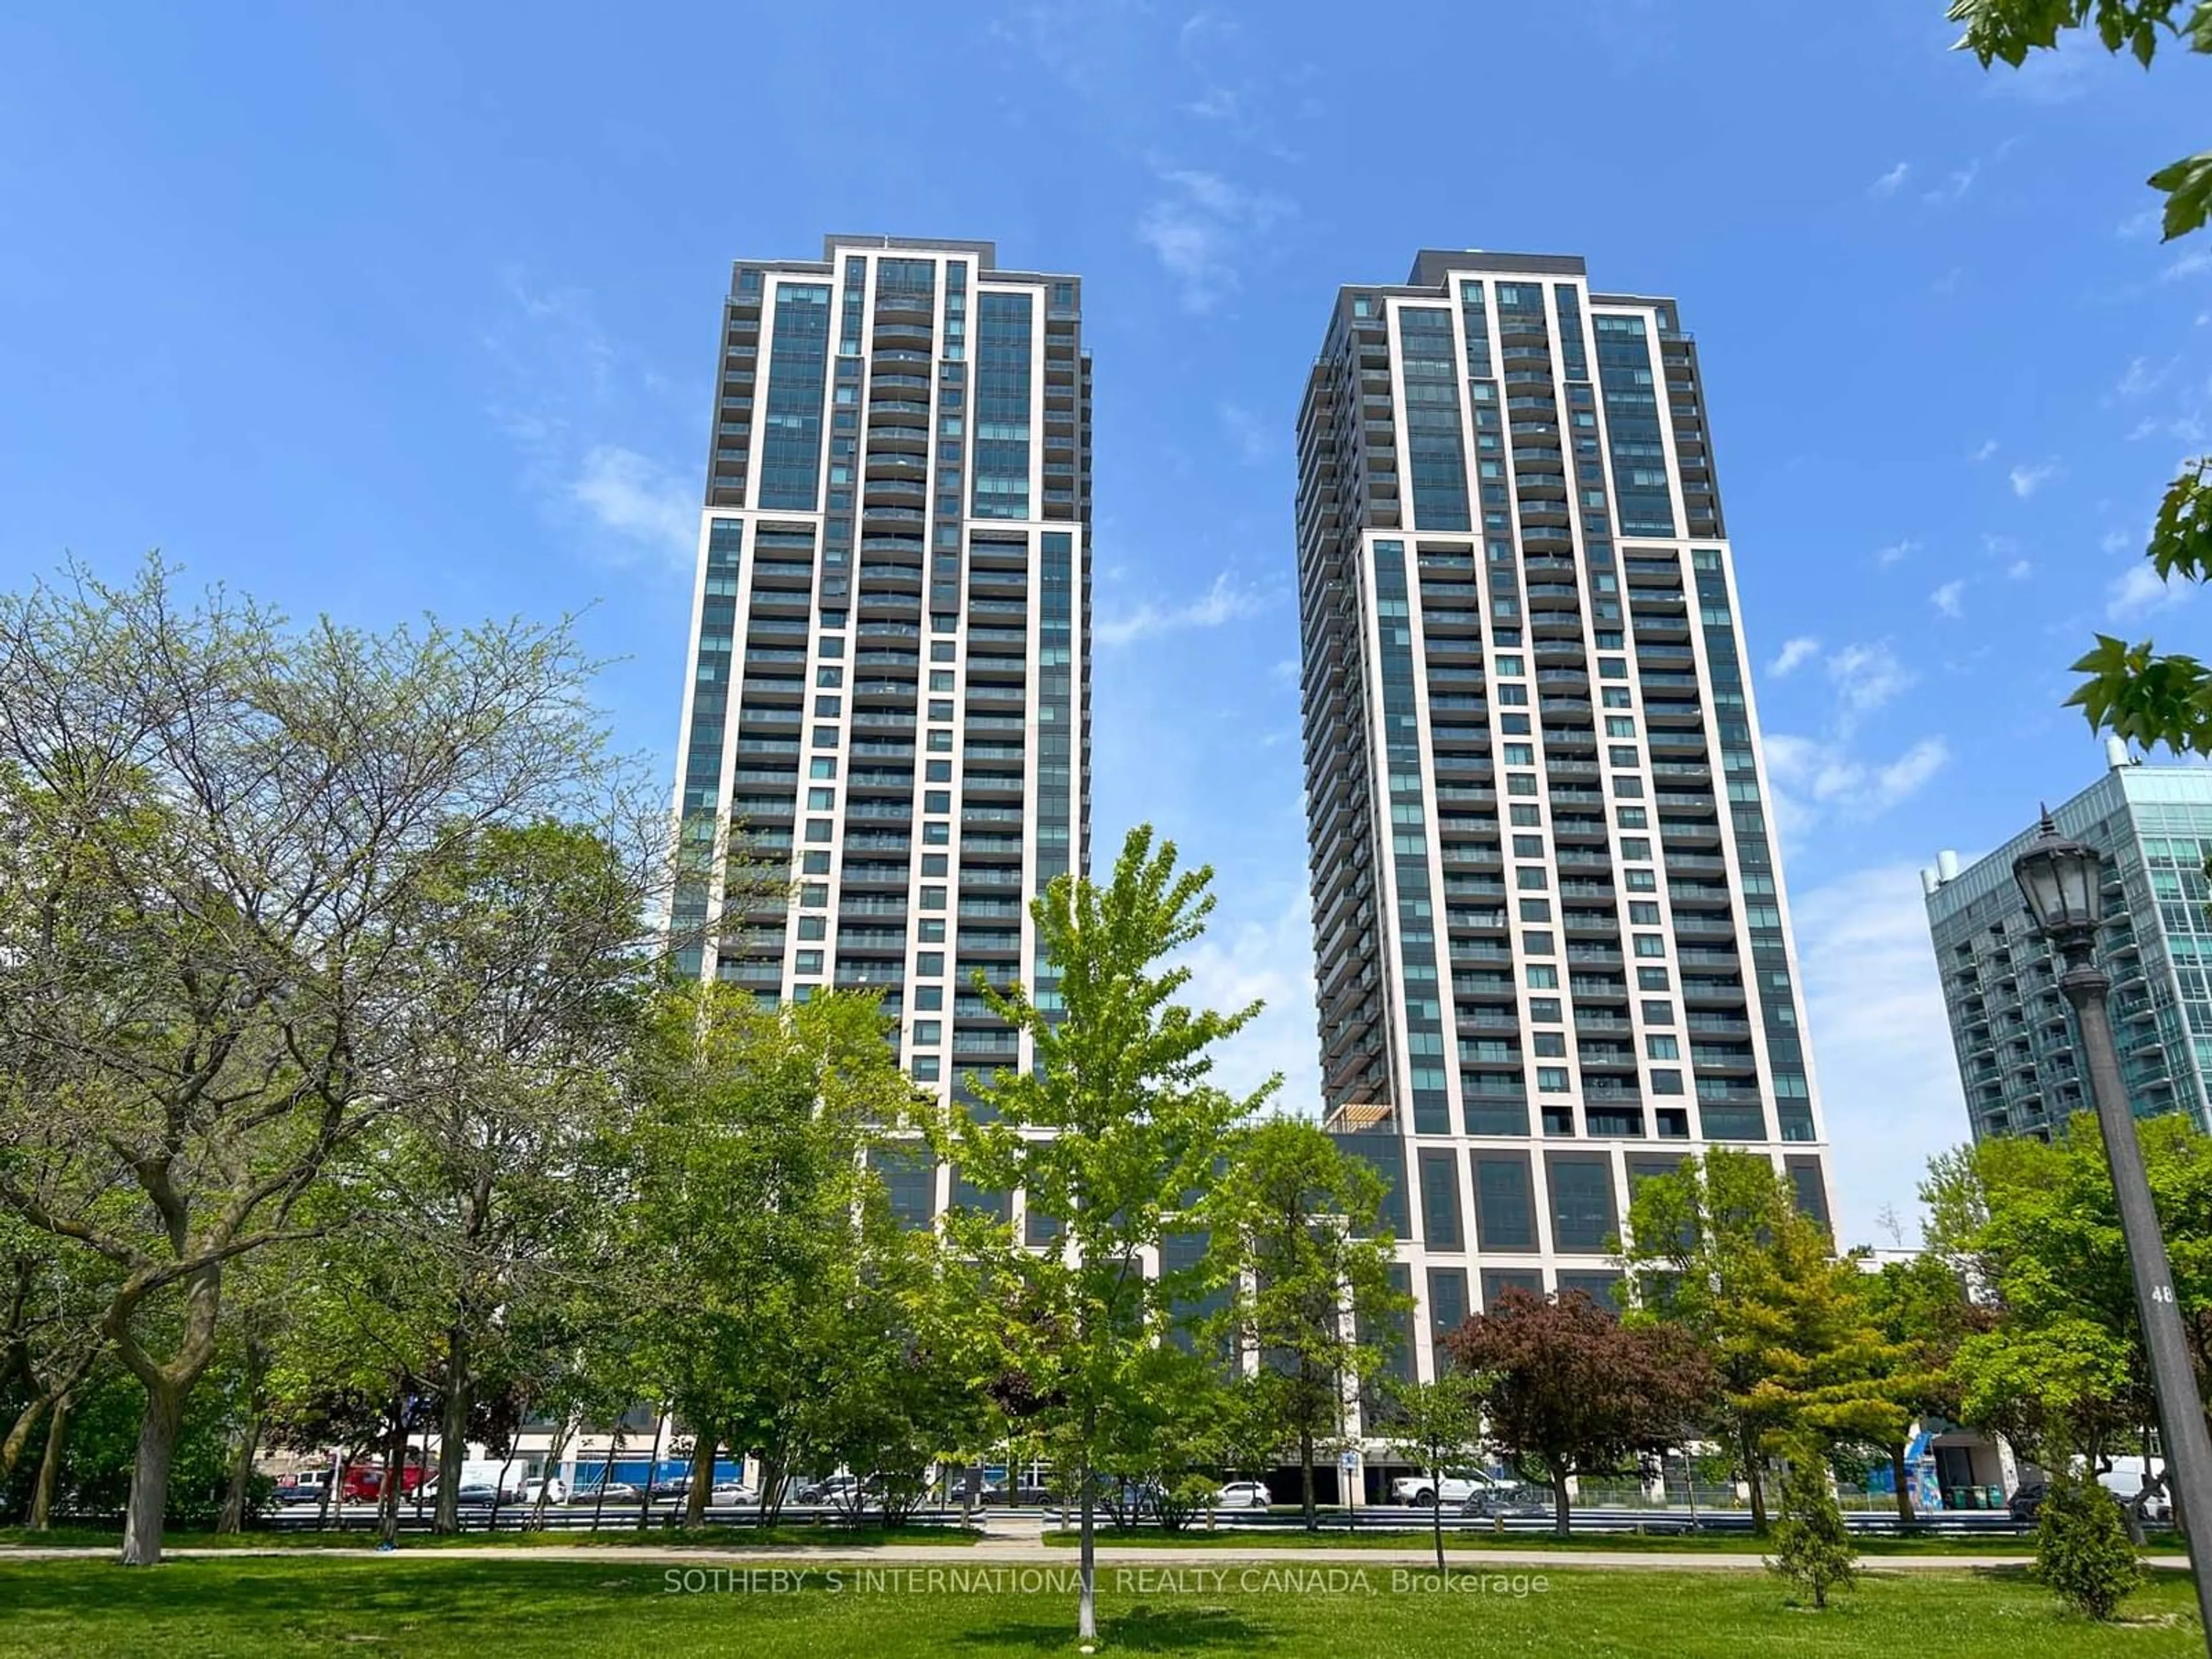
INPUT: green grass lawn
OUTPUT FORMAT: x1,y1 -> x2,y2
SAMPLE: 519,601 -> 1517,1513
1039,1524 -> 2066,1556
0,1555 -> 2198,1657
0,1521 -> 984,1552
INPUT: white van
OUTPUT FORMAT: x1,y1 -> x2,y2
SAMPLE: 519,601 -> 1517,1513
2098,1464 -> 2172,1523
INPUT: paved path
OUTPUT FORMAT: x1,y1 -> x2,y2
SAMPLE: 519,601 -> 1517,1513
1,1540 -> 2188,1572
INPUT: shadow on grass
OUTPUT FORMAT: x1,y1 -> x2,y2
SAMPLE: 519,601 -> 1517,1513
954,1603 -> 1272,1653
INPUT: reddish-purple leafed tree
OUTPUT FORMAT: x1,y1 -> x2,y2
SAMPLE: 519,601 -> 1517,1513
1443,1288 -> 1713,1536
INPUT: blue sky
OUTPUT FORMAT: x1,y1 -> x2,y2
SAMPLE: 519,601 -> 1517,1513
1,2 -> 2205,1244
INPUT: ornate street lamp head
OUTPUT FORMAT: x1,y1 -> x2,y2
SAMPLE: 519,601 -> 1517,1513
2013,807 -> 2103,946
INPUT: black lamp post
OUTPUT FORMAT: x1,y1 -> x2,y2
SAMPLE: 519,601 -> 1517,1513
2015,810 -> 2212,1639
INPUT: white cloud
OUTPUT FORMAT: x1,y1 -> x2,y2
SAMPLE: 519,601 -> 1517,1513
2008,461 -> 2057,497
2113,355 -> 2166,399
1921,159 -> 1979,207
1968,439 -> 1998,463
569,445 -> 695,566
1766,734 -> 1950,823
2006,559 -> 2033,580
2119,205 -> 2162,239
1791,863 -> 1971,1248
1136,166 -> 1293,312
1218,401 -> 1271,465
1827,640 -> 1912,722
2165,248 -> 2212,283
1770,636 -> 1821,677
1171,885 -> 1317,1111
2107,562 -> 2192,622
1097,571 -> 1275,647
1988,36 -> 2109,104
2102,528 -> 2135,555
1929,579 -> 1965,619
1867,161 -> 1910,198
1874,537 -> 1919,567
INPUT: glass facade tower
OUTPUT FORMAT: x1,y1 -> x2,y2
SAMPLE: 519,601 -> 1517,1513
669,236 -> 1092,1221
1295,249 -> 1833,1387
1925,761 -> 2212,1142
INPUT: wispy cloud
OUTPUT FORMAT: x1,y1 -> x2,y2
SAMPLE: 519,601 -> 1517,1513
2119,205 -> 2162,240
2006,558 -> 2033,581
2112,355 -> 2168,400
2166,248 -> 2212,283
1827,640 -> 1914,726
1921,159 -> 1980,207
1791,862 -> 1968,1246
1218,401 -> 1271,465
570,446 -> 695,562
1770,636 -> 1821,677
1867,161 -> 1911,198
483,272 -> 695,573
1969,438 -> 1998,463
1875,537 -> 1919,567
1136,166 -> 1293,311
1766,734 -> 1952,829
2008,460 -> 2057,497
1929,579 -> 1966,619
1988,35 -> 2109,103
1098,570 -> 1275,646
2108,562 -> 2191,622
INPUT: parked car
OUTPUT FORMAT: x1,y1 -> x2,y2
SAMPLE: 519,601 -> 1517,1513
510,1476 -> 566,1506
2099,1467 -> 2173,1524
798,1475 -> 871,1505
577,1480 -> 637,1505
1215,1481 -> 1271,1510
1391,1470 -> 1519,1508
453,1480 -> 500,1508
274,1472 -> 331,1506
708,1483 -> 756,1506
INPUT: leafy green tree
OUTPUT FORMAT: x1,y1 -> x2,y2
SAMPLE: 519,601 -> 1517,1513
622,983 -> 930,1529
1766,1440 -> 1858,1609
0,558 -> 624,1564
1856,1251 -> 1988,1522
1383,1372 -> 1490,1570
943,824 -> 1272,1642
372,820 -> 655,1534
1622,1150 -> 1899,1533
1918,1123 -> 2212,1472
1948,2 -> 2212,750
1200,1116 -> 1407,1532
2036,1467 -> 2143,1620
1443,1287 -> 1712,1537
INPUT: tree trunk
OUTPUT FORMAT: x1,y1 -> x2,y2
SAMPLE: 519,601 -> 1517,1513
319,1453 -> 342,1532
1078,1455 -> 1097,1642
377,1396 -> 406,1547
1300,1426 -> 1316,1533
637,1408 -> 665,1531
435,1324 -> 469,1534
684,1424 -> 715,1529
1741,1426 -> 1768,1537
1,1394 -> 55,1486
1888,1442 -> 1915,1526
1431,1465 -> 1446,1572
531,1421 -> 571,1529
1551,1469 -> 1571,1539
119,1379 -> 185,1566
216,1331 -> 270,1535
29,1392 -> 71,1532
590,1430 -> 620,1531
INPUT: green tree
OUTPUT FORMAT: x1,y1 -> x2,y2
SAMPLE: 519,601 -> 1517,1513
0,558 -> 623,1564
1200,1116 -> 1407,1532
1948,1 -> 2212,751
1383,1372 -> 1490,1571
1443,1288 -> 1712,1537
2036,1467 -> 2144,1620
372,820 -> 656,1535
1766,1440 -> 1858,1609
622,983 -> 930,1529
1856,1251 -> 1987,1522
943,824 -> 1272,1642
1622,1150 -> 1897,1533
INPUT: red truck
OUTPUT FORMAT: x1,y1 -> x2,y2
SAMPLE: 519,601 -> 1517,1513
339,1458 -> 427,1502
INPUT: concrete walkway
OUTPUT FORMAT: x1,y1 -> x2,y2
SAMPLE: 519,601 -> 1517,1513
1,1539 -> 2188,1573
